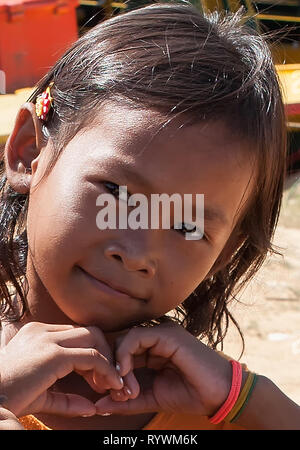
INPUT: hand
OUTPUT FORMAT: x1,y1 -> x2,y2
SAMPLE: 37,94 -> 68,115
0,321 -> 124,418
0,407 -> 25,430
95,322 -> 233,417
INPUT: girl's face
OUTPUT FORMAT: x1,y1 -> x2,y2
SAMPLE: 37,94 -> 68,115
23,102 -> 254,331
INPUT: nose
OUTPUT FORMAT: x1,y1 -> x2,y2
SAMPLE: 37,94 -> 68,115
104,242 -> 156,278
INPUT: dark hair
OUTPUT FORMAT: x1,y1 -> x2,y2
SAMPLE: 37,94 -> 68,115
0,1 -> 287,353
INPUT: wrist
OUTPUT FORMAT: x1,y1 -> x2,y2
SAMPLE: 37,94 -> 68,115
203,359 -> 246,417
208,360 -> 245,424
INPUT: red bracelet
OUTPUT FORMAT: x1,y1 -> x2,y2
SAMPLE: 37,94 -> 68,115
209,360 -> 243,424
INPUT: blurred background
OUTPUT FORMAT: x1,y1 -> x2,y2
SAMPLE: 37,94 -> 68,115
0,0 -> 299,404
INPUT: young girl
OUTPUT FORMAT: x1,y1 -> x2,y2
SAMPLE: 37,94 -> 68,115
0,1 -> 299,430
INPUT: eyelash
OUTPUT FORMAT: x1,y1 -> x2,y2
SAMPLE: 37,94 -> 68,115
103,181 -> 207,240
103,181 -> 130,201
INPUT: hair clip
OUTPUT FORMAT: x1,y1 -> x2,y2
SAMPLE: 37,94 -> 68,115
35,82 -> 54,121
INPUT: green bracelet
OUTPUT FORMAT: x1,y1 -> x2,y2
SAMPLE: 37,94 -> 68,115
230,373 -> 258,423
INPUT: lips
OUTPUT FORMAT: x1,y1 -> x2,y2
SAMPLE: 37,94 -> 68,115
78,266 -> 148,302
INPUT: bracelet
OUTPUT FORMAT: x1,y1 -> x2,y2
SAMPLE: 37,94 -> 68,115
225,371 -> 255,422
230,373 -> 258,423
209,360 -> 242,424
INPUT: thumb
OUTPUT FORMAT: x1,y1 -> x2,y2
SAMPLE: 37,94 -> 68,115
95,391 -> 159,416
29,391 -> 96,418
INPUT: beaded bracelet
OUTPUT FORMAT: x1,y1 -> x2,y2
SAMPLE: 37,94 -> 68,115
209,360 -> 243,424
225,371 -> 255,423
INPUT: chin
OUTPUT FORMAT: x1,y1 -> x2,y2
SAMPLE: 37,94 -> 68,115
71,314 -> 146,333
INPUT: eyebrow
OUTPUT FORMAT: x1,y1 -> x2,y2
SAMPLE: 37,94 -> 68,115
112,162 -> 154,191
107,162 -> 229,227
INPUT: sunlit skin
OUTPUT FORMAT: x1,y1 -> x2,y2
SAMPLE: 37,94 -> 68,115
22,104 -> 254,330
3,101 -> 256,429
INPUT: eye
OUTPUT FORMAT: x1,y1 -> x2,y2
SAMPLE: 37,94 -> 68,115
103,181 -> 131,202
172,223 -> 207,241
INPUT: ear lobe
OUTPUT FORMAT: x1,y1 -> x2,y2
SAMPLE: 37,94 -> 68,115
4,102 -> 45,194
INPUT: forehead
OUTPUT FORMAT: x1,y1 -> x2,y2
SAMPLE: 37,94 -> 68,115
72,102 -> 256,228
83,100 -> 251,170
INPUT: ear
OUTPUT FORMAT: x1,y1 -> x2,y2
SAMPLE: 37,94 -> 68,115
205,230 -> 246,279
4,102 -> 46,194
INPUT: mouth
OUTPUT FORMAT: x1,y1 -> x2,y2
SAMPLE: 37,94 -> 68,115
78,266 -> 148,303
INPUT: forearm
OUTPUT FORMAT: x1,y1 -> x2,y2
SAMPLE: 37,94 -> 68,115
234,374 -> 300,430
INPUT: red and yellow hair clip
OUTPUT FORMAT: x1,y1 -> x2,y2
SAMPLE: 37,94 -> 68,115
35,82 -> 54,121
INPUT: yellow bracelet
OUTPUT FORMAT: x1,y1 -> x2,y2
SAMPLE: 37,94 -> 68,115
224,371 -> 255,423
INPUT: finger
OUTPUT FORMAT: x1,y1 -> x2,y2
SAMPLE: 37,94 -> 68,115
54,326 -> 113,362
108,367 -> 140,402
75,369 -> 109,394
37,392 -> 96,418
123,370 -> 140,399
115,327 -> 178,377
56,326 -> 116,393
110,388 -> 129,402
41,323 -> 78,332
119,354 -> 169,372
61,347 -> 124,391
55,326 -> 115,393
95,390 -> 159,416
42,323 -> 80,332
115,363 -> 140,398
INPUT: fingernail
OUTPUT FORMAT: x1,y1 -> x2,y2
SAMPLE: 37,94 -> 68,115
100,412 -> 112,416
125,386 -> 132,396
115,362 -> 121,372
81,412 -> 95,417
119,375 -> 124,387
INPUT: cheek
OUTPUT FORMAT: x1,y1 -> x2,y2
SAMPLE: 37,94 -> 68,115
156,247 -> 217,312
26,174 -> 96,277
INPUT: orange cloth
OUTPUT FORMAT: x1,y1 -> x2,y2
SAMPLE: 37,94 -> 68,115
19,412 -> 245,430
19,414 -> 51,430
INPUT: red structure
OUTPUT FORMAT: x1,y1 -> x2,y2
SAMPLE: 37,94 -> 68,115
0,0 -> 79,93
